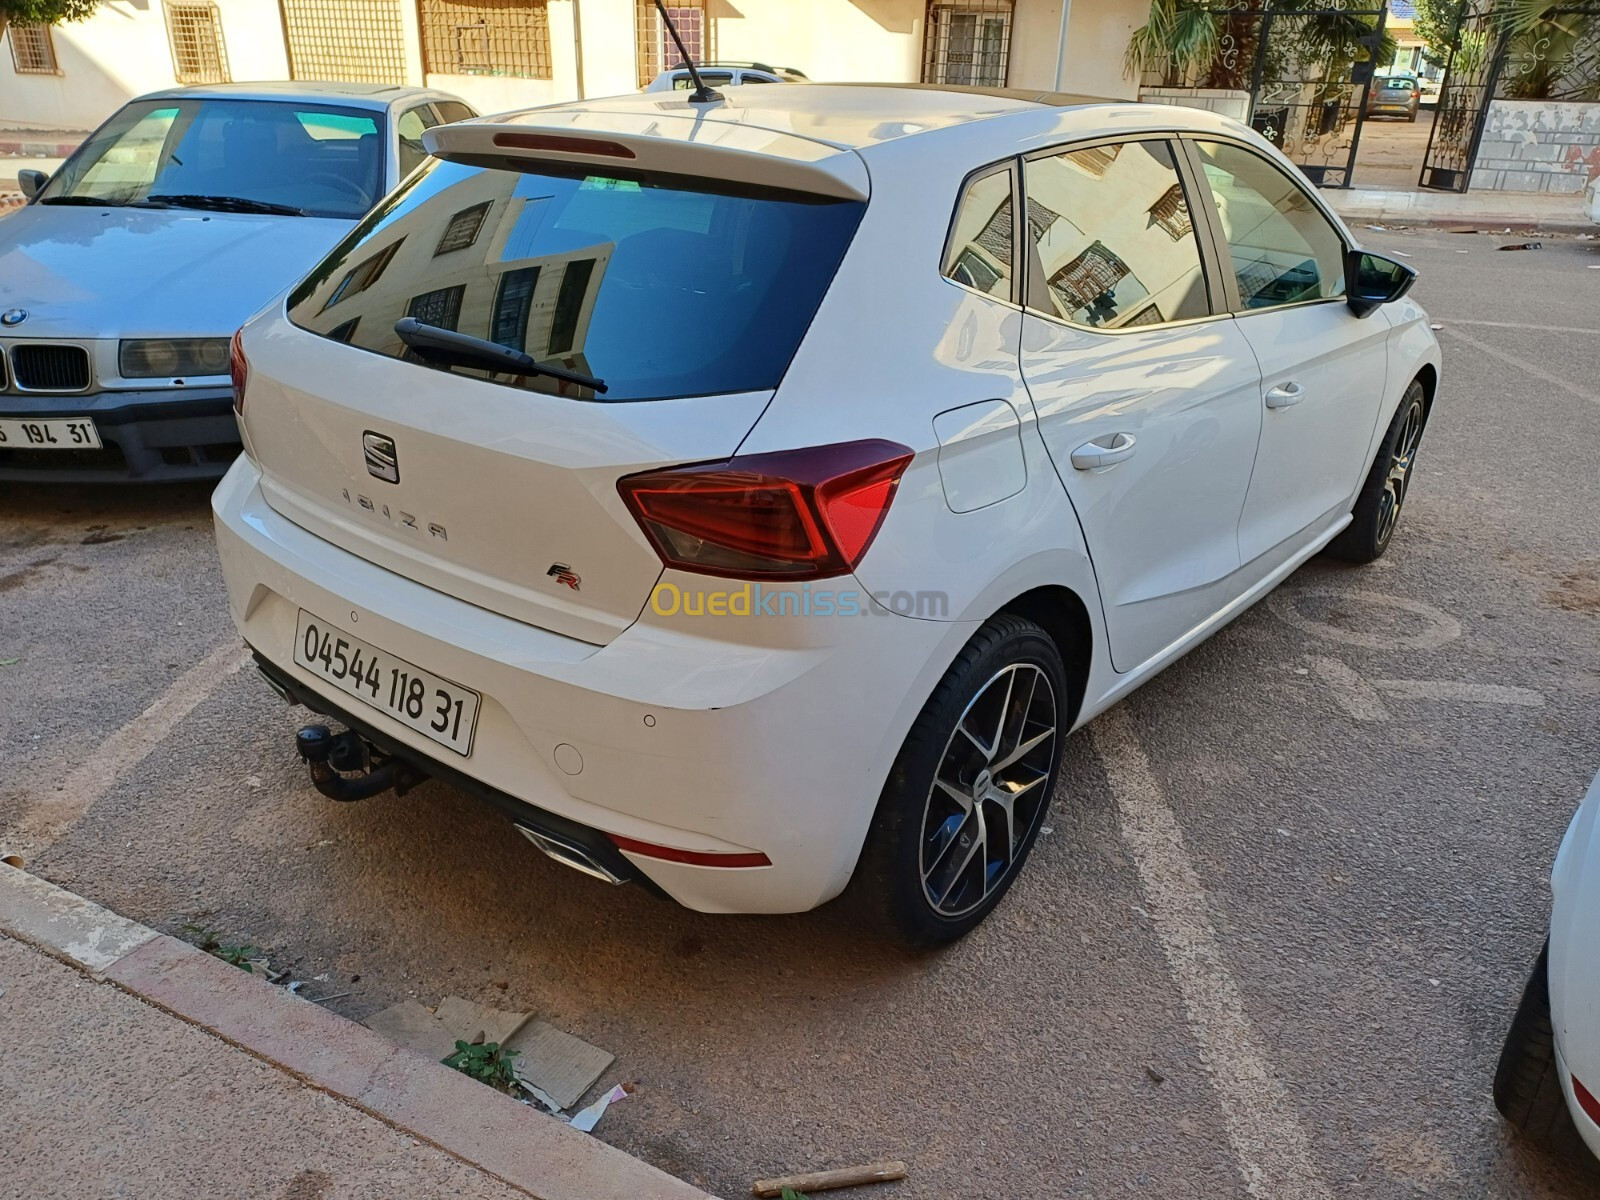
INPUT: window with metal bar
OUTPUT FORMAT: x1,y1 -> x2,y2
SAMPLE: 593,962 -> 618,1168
635,0 -> 711,89
419,0 -> 551,79
922,1 -> 1013,89
165,1 -> 230,84
280,0 -> 408,85
8,23 -> 58,74
435,201 -> 492,255
408,285 -> 467,331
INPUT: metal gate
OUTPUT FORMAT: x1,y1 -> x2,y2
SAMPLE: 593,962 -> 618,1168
1421,0 -> 1600,190
1140,1 -> 1391,188
1247,1 -> 1389,187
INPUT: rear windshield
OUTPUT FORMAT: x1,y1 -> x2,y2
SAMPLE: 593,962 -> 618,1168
286,158 -> 865,402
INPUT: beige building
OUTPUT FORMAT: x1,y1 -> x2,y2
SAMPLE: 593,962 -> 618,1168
1,0 -> 1148,132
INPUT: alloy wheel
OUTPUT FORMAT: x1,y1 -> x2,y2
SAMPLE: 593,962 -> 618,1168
919,663 -> 1059,917
1376,398 -> 1425,546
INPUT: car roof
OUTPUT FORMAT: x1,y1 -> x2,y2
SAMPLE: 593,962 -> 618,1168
137,81 -> 453,111
485,82 -> 1131,153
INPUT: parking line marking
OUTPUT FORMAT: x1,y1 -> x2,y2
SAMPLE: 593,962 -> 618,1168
1310,657 -> 1544,722
11,641 -> 251,851
1092,707 -> 1334,1200
1309,656 -> 1390,721
1438,328 -> 1600,407
1441,319 -> 1600,336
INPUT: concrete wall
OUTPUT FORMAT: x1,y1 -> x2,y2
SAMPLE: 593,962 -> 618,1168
1139,86 -> 1249,123
1470,99 -> 1600,194
1010,0 -> 1142,99
0,0 -> 289,131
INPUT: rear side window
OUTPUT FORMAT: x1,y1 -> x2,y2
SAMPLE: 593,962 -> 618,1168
943,168 -> 1015,302
1021,140 -> 1210,328
288,159 -> 864,402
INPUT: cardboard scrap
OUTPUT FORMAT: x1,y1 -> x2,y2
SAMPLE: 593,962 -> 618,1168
504,1020 -> 615,1110
361,999 -> 459,1061
434,995 -> 532,1047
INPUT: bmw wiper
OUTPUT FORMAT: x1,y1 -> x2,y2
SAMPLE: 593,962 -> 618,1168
394,318 -> 608,394
146,193 -> 307,216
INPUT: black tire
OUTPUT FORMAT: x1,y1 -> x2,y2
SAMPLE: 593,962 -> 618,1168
1324,378 -> 1428,564
1494,942 -> 1582,1147
851,613 -> 1068,947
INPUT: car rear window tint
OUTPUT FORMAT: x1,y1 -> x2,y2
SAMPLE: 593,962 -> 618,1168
287,159 -> 864,402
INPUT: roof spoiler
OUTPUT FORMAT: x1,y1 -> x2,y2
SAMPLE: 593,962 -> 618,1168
424,112 -> 870,201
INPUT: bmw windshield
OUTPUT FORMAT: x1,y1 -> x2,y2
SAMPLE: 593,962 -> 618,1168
38,98 -> 386,220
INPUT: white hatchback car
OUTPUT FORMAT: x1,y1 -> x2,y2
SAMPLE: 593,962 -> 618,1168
214,84 -> 1439,944
1496,769 -> 1600,1160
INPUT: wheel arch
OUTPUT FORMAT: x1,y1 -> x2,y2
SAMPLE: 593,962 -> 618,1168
994,584 -> 1094,730
1414,361 -> 1439,421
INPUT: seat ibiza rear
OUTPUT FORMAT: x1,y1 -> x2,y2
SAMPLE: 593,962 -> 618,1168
215,85 -> 1438,944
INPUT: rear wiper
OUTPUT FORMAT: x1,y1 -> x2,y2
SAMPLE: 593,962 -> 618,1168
145,193 -> 307,216
394,318 -> 608,394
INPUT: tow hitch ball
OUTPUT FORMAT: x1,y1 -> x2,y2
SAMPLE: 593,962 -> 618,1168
295,725 -> 426,803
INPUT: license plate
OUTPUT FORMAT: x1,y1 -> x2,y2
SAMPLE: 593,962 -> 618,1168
0,417 -> 101,450
294,610 -> 480,756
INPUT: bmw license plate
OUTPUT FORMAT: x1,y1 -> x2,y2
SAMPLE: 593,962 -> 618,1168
0,417 -> 101,449
294,610 -> 480,756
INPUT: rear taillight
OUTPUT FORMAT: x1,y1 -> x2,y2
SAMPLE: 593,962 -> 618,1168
229,330 -> 248,416
617,439 -> 914,580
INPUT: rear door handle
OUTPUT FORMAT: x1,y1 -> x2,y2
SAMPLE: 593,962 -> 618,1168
1070,432 -> 1136,471
1265,381 -> 1306,408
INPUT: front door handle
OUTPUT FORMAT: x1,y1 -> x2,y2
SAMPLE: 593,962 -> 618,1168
1265,381 -> 1306,408
1070,432 -> 1137,471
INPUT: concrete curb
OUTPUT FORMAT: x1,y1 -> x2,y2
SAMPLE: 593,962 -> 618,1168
0,863 -> 713,1200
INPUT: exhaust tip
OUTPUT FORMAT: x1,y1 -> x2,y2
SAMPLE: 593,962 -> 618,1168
515,825 -> 628,886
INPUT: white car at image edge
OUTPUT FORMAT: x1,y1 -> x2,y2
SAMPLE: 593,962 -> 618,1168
1496,768 -> 1600,1160
213,84 -> 1440,945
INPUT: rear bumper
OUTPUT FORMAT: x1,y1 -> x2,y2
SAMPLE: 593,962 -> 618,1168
212,457 -> 970,914
0,386 -> 238,482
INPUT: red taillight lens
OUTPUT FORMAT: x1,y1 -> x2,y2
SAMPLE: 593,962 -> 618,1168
229,329 -> 248,416
617,439 -> 914,580
1575,1074 -> 1600,1126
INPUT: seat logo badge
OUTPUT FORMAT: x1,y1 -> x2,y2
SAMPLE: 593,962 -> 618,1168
0,309 -> 27,327
362,431 -> 399,484
547,563 -> 581,591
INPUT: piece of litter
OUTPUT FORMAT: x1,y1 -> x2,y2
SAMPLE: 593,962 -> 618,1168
362,999 -> 460,1061
1364,223 -> 1387,231
435,995 -> 532,1048
287,980 -> 303,994
0,658 -> 18,667
1429,978 -> 1441,987
1431,323 -> 1443,330
1039,824 -> 1053,835
506,1020 -> 615,1110
1588,265 -> 1600,269
310,991 -> 352,1005
1145,1065 -> 1167,1084
516,1078 -> 566,1113
313,972 -> 330,982
752,1161 -> 909,1198
1498,241 -> 1542,251
570,1083 -> 630,1133
1393,251 -> 1411,258
1294,667 -> 1309,675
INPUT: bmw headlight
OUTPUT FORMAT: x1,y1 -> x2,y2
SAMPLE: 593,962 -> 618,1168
119,338 -> 233,379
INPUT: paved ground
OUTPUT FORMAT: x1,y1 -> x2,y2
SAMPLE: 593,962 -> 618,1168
1353,108 -> 1437,190
3,232 -> 1599,1198
0,932 -> 533,1199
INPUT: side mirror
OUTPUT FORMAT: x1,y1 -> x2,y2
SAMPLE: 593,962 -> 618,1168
1346,249 -> 1417,318
17,169 -> 48,200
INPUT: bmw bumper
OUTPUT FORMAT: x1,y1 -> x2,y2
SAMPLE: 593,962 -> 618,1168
0,385 -> 240,482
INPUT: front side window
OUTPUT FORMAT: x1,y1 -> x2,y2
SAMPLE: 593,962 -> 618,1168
1193,141 -> 1347,310
38,99 -> 384,219
943,169 -> 1015,301
288,159 -> 865,402
1021,140 -> 1210,329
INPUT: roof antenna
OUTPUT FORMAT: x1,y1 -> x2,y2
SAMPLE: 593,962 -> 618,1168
654,0 -> 722,104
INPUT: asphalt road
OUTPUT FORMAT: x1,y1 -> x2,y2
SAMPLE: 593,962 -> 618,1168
3,227 -> 1599,1199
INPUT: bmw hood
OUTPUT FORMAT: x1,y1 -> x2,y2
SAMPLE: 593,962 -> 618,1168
0,206 -> 354,339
